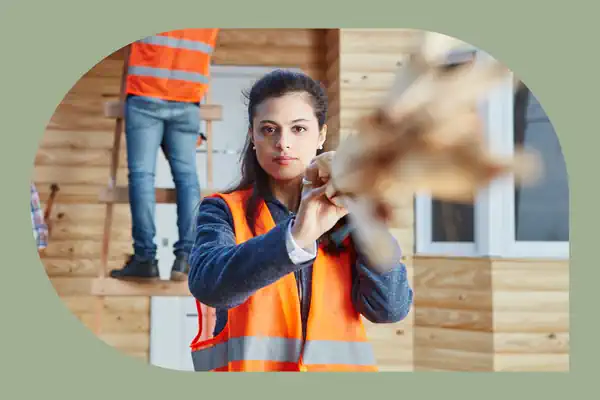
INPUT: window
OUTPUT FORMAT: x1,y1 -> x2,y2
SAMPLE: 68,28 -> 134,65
513,85 -> 569,243
415,50 -> 570,259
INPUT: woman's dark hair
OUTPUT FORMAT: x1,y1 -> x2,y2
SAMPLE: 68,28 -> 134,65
224,69 -> 345,252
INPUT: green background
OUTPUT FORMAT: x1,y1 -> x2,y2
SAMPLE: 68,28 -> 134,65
0,0 -> 588,397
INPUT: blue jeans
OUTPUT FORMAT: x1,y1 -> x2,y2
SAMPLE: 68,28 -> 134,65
125,94 -> 201,261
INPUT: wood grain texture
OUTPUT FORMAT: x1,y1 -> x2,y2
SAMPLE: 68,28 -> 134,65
490,259 -> 570,371
365,318 -> 414,372
412,256 -> 570,371
414,347 -> 493,372
494,354 -> 569,372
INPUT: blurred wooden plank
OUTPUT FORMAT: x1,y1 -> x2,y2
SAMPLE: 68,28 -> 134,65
76,310 -> 150,333
61,296 -> 149,314
494,354 -> 569,372
493,311 -> 569,333
217,29 -> 325,48
415,307 -> 493,332
491,259 -> 569,291
412,257 -> 492,291
50,277 -> 93,296
493,291 -> 569,313
91,278 -> 192,297
44,258 -> 125,277
35,148 -> 124,167
340,29 -> 421,53
43,239 -> 131,259
414,347 -> 493,372
39,130 -> 117,149
415,327 -> 493,353
415,289 -> 492,311
340,53 -> 407,73
494,332 -> 569,354
45,221 -> 131,242
45,204 -> 131,223
34,165 -> 128,186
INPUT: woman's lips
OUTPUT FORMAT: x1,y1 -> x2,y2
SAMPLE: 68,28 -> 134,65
273,155 -> 297,165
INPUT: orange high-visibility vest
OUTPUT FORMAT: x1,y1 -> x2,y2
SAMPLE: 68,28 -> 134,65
189,189 -> 379,372
125,29 -> 219,103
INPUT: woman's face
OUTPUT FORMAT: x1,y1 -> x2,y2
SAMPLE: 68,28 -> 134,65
250,92 -> 326,182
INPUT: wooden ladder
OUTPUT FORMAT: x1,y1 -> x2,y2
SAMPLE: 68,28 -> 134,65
91,45 -> 222,336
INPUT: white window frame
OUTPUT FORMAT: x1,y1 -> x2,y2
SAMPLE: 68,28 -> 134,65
415,50 -> 570,260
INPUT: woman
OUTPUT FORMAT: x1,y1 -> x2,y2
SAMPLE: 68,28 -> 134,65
188,69 -> 413,372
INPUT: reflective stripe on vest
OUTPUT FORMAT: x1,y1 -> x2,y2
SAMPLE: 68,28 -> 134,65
192,337 -> 302,371
128,65 -> 209,84
191,336 -> 376,371
302,340 -> 376,366
138,35 -> 215,54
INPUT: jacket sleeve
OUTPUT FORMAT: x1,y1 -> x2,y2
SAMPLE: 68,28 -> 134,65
188,197 -> 314,309
350,231 -> 414,324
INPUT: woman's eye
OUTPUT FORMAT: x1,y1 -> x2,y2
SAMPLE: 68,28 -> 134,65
292,126 -> 307,134
261,126 -> 276,134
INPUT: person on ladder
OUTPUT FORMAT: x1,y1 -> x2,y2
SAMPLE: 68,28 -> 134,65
110,28 -> 220,282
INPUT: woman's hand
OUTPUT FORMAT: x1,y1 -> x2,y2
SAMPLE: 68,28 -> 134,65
290,155 -> 348,249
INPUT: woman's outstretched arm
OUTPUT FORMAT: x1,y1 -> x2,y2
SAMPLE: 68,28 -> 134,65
349,228 -> 414,324
188,197 -> 314,308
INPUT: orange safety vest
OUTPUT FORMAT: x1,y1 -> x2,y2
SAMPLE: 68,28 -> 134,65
125,29 -> 219,103
189,189 -> 379,372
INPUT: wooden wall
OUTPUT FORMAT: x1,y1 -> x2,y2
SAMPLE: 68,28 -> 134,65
412,257 -> 494,371
490,258 -> 569,371
411,256 -> 569,371
36,29 -> 330,363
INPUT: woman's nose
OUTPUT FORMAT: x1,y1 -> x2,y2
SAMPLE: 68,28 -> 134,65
276,131 -> 292,149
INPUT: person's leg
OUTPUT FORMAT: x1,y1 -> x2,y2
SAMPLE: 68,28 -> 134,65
162,100 -> 202,280
110,95 -> 166,280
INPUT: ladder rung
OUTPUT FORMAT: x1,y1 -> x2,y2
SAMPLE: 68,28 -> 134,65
98,186 -> 216,204
103,100 -> 223,121
91,277 -> 191,296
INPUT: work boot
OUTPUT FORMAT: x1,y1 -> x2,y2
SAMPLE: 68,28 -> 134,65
170,254 -> 190,281
110,254 -> 160,281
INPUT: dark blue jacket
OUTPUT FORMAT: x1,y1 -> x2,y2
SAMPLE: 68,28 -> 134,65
188,190 -> 414,337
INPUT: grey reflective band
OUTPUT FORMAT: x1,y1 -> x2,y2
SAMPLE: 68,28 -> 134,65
139,35 -> 214,54
192,336 -> 302,371
128,66 -> 209,84
302,340 -> 377,366
191,336 -> 376,371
